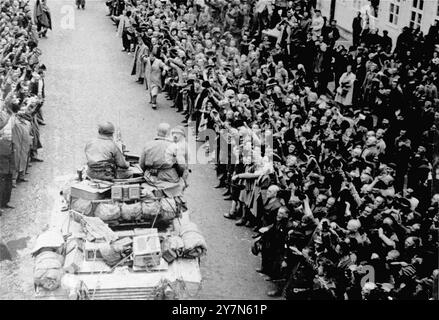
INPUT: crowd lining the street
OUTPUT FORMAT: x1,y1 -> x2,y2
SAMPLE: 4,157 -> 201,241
106,0 -> 439,300
0,0 -> 51,217
13,0 -> 429,300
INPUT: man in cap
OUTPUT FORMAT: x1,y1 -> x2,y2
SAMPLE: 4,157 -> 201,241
85,122 -> 132,181
139,123 -> 187,196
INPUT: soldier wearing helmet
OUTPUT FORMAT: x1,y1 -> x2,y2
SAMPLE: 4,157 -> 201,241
139,123 -> 187,197
84,122 -> 132,181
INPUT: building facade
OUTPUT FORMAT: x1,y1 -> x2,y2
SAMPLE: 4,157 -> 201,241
317,0 -> 439,46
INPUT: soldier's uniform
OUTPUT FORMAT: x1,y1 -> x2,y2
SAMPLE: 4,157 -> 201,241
85,123 -> 132,181
139,136 -> 185,197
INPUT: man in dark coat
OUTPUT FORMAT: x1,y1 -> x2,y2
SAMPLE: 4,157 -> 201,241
313,42 -> 332,95
0,108 -> 14,213
322,20 -> 340,49
257,206 -> 291,296
381,30 -> 392,52
259,184 -> 283,228
34,0 -> 52,38
352,12 -> 362,47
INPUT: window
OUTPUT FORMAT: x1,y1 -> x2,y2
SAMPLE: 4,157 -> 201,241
410,11 -> 423,29
411,0 -> 423,29
413,0 -> 424,10
389,1 -> 400,25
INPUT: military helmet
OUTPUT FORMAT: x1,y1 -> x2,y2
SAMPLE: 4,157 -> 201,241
98,122 -> 115,136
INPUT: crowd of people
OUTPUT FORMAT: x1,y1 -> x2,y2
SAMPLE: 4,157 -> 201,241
110,0 -> 439,300
0,0 -> 49,217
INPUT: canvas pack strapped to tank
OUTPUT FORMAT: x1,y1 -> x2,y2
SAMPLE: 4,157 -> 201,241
98,243 -> 124,267
94,201 -> 121,222
120,202 -> 143,221
34,251 -> 65,291
141,200 -> 161,218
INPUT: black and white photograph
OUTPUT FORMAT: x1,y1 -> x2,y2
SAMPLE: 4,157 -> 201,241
0,0 -> 438,304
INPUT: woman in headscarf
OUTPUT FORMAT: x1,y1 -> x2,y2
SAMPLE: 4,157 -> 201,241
34,0 -> 52,38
